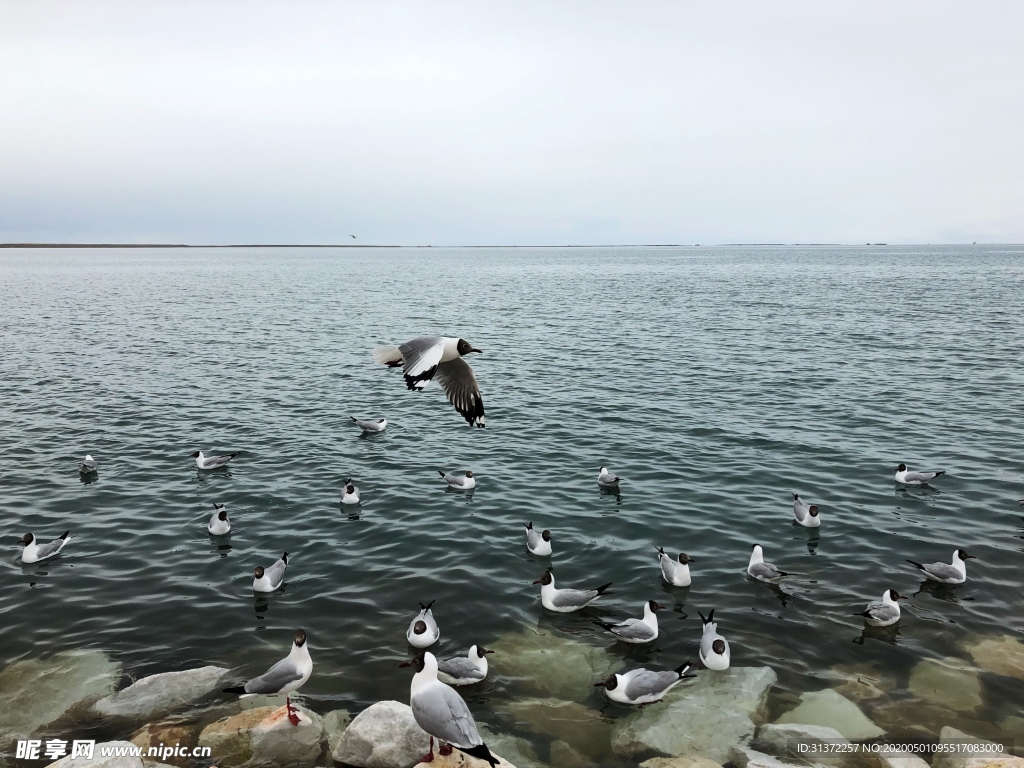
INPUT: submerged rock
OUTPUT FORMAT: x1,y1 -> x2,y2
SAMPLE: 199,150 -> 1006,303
963,635 -> 1024,682
46,741 -> 144,768
639,758 -> 724,768
488,626 -> 618,699
499,698 -> 609,760
611,666 -> 777,762
196,704 -> 323,767
92,666 -> 230,721
476,726 -> 544,768
933,727 -> 1019,768
323,709 -> 352,753
0,649 -> 121,743
827,662 -> 898,705
730,745 -> 826,768
332,700 -> 430,768
549,739 -> 598,768
774,689 -> 884,740
755,722 -> 849,755
907,657 -> 983,713
865,698 -> 1002,741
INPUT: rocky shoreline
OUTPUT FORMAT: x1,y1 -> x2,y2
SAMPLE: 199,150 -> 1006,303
1,626 -> 1022,768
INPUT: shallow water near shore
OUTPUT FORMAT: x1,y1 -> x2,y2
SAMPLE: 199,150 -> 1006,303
2,245 -> 1023,764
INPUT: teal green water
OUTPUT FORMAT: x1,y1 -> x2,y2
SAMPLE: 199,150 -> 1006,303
1,246 -> 1023,761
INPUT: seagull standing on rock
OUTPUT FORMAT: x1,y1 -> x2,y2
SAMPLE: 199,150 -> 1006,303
656,546 -> 694,587
208,503 -> 231,535
192,450 -> 239,470
595,662 -> 697,705
373,337 -> 485,427
19,531 -> 72,564
224,629 -> 312,726
906,549 -> 976,584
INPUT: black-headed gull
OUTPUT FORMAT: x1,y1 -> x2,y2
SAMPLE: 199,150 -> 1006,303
19,531 -> 71,564
192,450 -> 239,470
859,589 -> 905,627
400,651 -> 498,766
747,544 -> 788,582
208,503 -> 231,535
533,570 -> 612,613
79,455 -> 97,475
439,470 -> 475,490
895,463 -> 945,485
253,553 -> 288,592
656,546 -> 693,587
598,466 -> 620,487
698,609 -> 730,670
792,493 -> 821,528
350,416 -> 387,432
594,600 -> 664,644
374,337 -> 485,427
436,645 -> 493,686
524,522 -> 552,556
595,662 -> 696,705
407,601 -> 440,648
224,629 -> 312,726
906,549 -> 975,584
341,480 -> 360,505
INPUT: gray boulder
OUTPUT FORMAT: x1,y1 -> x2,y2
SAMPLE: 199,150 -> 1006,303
46,741 -> 143,768
730,745 -> 827,768
323,709 -> 351,754
0,649 -> 121,743
477,726 -> 545,768
196,704 -> 324,767
332,700 -> 430,768
92,666 -> 230,721
611,666 -> 777,763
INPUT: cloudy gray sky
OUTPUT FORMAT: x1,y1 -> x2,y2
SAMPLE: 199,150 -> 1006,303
2,1 -> 1021,245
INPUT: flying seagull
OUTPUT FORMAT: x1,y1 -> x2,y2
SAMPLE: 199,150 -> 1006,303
373,337 -> 485,427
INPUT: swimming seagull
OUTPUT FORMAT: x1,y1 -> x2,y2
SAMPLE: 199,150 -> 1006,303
192,450 -> 239,470
859,589 -> 905,627
79,455 -> 97,475
697,610 -> 730,670
351,416 -> 387,432
594,662 -> 697,706
792,493 -> 821,528
439,470 -> 475,490
594,600 -> 664,644
895,463 -> 945,485
906,549 -> 976,584
747,544 -> 788,582
19,532 -> 71,564
224,629 -> 312,726
400,652 -> 498,767
436,645 -> 494,687
524,522 -> 552,556
533,570 -> 612,613
655,546 -> 694,587
407,601 -> 440,648
341,479 -> 360,505
253,553 -> 288,592
373,337 -> 485,427
208,503 -> 231,535
598,467 -> 620,487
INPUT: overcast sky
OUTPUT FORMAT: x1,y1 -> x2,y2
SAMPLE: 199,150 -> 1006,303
2,1 -> 1022,245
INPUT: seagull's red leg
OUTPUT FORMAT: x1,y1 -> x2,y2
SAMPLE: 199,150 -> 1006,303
419,736 -> 436,763
439,742 -> 453,755
286,695 -> 300,726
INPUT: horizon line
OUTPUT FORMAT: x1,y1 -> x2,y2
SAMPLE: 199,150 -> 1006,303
0,241 -> 1012,249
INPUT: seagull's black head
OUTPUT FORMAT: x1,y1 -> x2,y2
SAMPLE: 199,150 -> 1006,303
413,620 -> 427,635
888,589 -> 906,601
400,652 -> 426,671
456,338 -> 482,356
218,510 -> 228,521
475,645 -> 495,657
809,505 -> 819,517
541,530 -> 551,541
712,639 -> 726,655
594,674 -> 618,690
294,629 -> 307,647
678,552 -> 694,564
648,600 -> 665,612
377,419 -> 385,423
254,566 -> 265,579
897,463 -> 907,472
533,570 -> 553,586
191,451 -> 201,458
346,484 -> 355,494
19,533 -> 33,546
958,549 -> 976,560
465,471 -> 474,478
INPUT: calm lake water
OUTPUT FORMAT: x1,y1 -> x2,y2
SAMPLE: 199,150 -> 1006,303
2,246 -> 1023,763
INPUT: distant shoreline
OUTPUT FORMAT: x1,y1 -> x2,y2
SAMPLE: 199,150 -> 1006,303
0,242 -> 1008,249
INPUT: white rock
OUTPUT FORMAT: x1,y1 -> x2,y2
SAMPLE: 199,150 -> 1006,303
0,649 -> 121,743
332,700 -> 431,768
933,727 -> 1013,768
730,745 -> 827,768
92,666 -> 230,721
611,666 -> 777,763
249,705 -> 324,766
774,689 -> 884,740
46,741 -> 144,768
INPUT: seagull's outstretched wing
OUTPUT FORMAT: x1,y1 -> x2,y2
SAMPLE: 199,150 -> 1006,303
435,357 -> 486,427
399,337 -> 446,390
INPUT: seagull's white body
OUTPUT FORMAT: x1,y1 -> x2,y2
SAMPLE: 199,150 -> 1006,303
907,549 -> 972,584
792,494 -> 821,528
598,467 -> 620,487
20,532 -> 72,564
208,504 -> 231,535
537,572 -> 611,613
747,544 -> 787,582
895,464 -> 945,485
861,590 -> 902,627
436,645 -> 491,686
351,417 -> 387,432
698,610 -> 730,671
598,663 -> 695,705
440,471 -> 475,490
595,601 -> 661,644
253,553 -> 288,592
194,450 -> 239,470
525,522 -> 552,556
407,603 -> 441,648
656,548 -> 692,587
341,481 -> 360,505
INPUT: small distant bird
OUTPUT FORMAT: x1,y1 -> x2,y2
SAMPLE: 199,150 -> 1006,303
906,549 -> 976,584
747,544 -> 788,582
656,546 -> 694,587
598,466 -> 620,487
400,652 -> 498,767
350,235 -> 357,239
253,553 -> 288,592
524,522 -> 552,556
208,503 -> 231,535
341,479 -> 360,505
895,463 -> 945,485
533,570 -> 612,613
859,589 -> 905,627
79,455 -> 97,475
439,470 -> 475,490
192,450 -> 239,470
373,337 -> 485,427
436,645 -> 494,687
698,610 -> 730,670
224,629 -> 312,726
407,601 -> 440,648
594,662 -> 697,705
792,493 -> 821,528
19,531 -> 71,564
350,416 -> 387,432
594,600 -> 664,644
